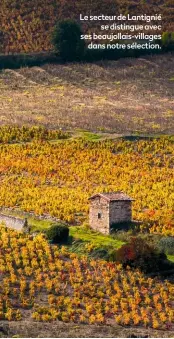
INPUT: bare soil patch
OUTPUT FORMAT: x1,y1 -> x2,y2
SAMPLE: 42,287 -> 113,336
0,320 -> 174,338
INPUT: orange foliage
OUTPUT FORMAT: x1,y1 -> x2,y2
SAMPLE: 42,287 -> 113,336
0,226 -> 173,328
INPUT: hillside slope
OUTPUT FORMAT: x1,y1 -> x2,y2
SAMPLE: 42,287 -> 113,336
0,226 -> 173,336
1,320 -> 174,338
0,53 -> 173,134
0,0 -> 174,53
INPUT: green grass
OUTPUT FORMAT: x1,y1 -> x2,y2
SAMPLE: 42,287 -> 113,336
28,217 -> 53,232
0,208 -> 53,232
2,209 -> 173,264
81,132 -> 102,141
69,226 -> 124,249
68,226 -> 124,260
74,130 -> 102,141
167,254 -> 174,263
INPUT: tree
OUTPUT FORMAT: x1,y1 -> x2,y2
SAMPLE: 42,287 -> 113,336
52,19 -> 85,61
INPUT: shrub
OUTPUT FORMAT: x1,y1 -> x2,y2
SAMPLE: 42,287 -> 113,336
51,19 -> 85,61
111,230 -> 134,243
161,32 -> 174,51
0,53 -> 58,70
45,223 -> 69,244
138,233 -> 162,248
158,236 -> 174,255
115,236 -> 167,273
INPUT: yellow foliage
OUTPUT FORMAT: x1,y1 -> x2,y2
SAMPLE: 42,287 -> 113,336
0,226 -> 173,328
0,137 -> 173,236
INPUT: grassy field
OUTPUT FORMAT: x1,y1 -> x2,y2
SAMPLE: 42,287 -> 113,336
69,226 -> 124,248
0,53 -> 174,134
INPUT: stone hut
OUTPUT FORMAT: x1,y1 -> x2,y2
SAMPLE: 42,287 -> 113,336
0,214 -> 29,232
89,191 -> 134,235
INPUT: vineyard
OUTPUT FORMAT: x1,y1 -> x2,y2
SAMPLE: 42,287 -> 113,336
0,226 -> 173,330
0,1 -> 173,338
0,54 -> 174,134
0,0 -> 174,53
0,134 -> 173,236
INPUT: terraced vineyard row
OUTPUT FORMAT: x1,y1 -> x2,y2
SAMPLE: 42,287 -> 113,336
0,55 -> 173,134
0,0 -> 173,53
0,136 -> 173,236
0,226 -> 173,328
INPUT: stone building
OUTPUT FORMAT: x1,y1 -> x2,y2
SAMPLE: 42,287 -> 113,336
89,192 -> 134,235
0,214 -> 29,232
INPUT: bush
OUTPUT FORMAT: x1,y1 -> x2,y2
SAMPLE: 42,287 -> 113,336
161,32 -> 174,52
111,230 -> 134,243
114,236 -> 168,273
138,233 -> 162,248
0,53 -> 58,70
45,224 -> 69,244
52,19 -> 85,61
158,236 -> 174,255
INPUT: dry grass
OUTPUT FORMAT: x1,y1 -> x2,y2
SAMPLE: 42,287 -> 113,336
0,53 -> 173,134
0,320 -> 174,338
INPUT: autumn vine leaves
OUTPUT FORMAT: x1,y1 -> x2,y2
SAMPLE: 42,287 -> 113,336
0,137 -> 173,236
0,227 -> 173,328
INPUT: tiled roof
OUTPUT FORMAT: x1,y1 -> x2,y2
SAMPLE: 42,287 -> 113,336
89,191 -> 134,202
